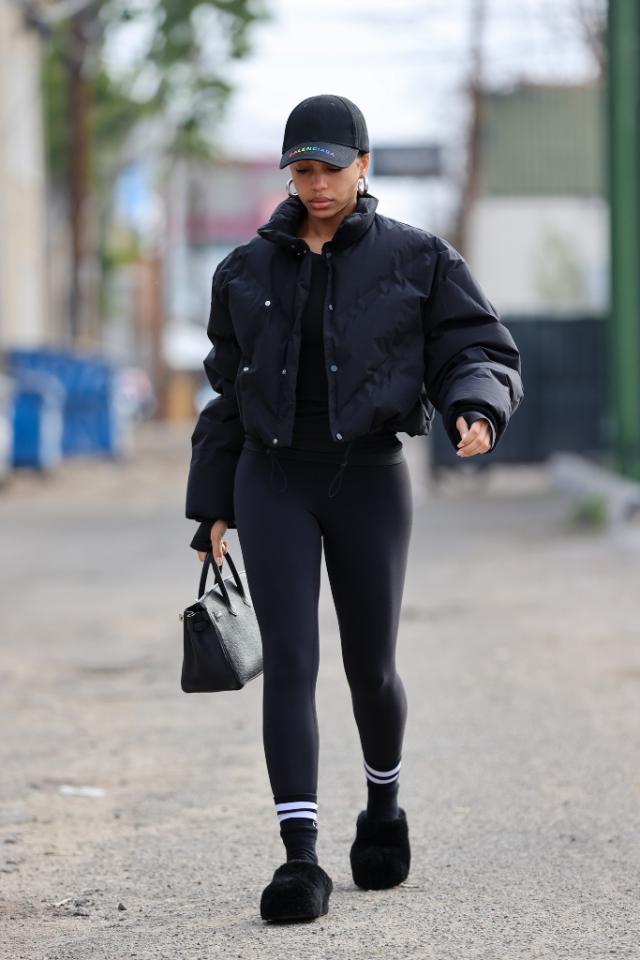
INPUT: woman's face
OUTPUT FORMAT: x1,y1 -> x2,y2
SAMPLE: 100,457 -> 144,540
288,154 -> 370,220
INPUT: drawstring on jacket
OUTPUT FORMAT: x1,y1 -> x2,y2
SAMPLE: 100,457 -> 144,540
265,446 -> 289,493
263,439 -> 355,499
326,439 -> 354,498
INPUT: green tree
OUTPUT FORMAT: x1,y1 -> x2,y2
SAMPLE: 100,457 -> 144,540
41,0 -> 271,342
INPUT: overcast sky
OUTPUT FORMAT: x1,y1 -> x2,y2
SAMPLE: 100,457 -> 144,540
215,0 -> 600,161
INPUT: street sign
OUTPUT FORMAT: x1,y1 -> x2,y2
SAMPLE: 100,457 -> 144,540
370,144 -> 442,177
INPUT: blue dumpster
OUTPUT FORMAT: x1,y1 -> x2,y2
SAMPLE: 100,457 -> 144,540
10,369 -> 65,470
5,348 -> 133,459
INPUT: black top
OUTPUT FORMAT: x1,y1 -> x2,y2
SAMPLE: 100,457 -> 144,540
244,251 -> 405,465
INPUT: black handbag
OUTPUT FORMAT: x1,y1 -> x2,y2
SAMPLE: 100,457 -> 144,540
180,549 -> 262,692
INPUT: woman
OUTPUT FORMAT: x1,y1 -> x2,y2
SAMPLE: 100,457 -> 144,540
186,94 -> 523,923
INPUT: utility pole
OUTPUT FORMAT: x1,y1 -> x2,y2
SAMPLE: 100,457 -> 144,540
67,5 -> 93,345
607,0 -> 640,480
451,0 -> 487,258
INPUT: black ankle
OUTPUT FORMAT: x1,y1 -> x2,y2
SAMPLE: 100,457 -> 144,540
366,778 -> 400,821
280,821 -> 318,864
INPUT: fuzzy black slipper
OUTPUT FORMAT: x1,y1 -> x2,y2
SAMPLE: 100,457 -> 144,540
259,859 -> 333,922
349,807 -> 411,890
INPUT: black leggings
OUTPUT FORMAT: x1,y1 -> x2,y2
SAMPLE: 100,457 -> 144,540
233,447 -> 413,798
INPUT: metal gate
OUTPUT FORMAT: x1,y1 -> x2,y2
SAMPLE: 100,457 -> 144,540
429,316 -> 610,469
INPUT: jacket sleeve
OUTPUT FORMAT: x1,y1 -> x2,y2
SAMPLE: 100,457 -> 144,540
422,239 -> 523,451
185,255 -> 244,544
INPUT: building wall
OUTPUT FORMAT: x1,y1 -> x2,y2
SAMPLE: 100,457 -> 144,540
467,196 -> 608,315
0,0 -> 48,348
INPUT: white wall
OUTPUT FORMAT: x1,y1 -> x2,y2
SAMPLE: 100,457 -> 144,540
0,0 -> 48,347
467,196 -> 609,316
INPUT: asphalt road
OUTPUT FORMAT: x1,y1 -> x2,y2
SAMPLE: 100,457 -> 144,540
1,422 -> 638,959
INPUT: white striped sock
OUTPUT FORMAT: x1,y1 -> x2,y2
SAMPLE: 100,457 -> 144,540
364,758 -> 401,784
275,799 -> 318,827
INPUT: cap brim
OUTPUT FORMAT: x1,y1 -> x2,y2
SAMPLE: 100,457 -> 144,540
279,141 -> 360,169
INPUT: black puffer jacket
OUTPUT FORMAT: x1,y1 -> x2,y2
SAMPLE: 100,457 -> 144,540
186,191 -> 523,545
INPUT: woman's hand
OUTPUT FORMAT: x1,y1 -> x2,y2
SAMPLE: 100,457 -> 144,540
197,519 -> 230,566
455,415 -> 493,457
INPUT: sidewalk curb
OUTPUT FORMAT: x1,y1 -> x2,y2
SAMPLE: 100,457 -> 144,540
547,452 -> 640,526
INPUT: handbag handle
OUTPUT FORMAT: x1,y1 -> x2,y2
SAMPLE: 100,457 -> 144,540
198,549 -> 248,614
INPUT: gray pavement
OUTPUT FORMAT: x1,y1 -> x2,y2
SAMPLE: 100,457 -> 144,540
0,422 -> 638,959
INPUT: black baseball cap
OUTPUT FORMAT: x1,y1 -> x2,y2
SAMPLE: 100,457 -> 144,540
279,94 -> 370,170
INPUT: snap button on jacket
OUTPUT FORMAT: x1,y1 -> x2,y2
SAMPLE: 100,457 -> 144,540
186,192 -> 524,536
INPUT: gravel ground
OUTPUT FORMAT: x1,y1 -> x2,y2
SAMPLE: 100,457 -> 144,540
0,422 -> 638,960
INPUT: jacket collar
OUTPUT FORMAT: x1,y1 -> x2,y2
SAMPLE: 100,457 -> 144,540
257,192 -> 379,253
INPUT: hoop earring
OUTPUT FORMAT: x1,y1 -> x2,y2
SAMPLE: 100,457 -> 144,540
357,174 -> 369,195
286,177 -> 299,197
